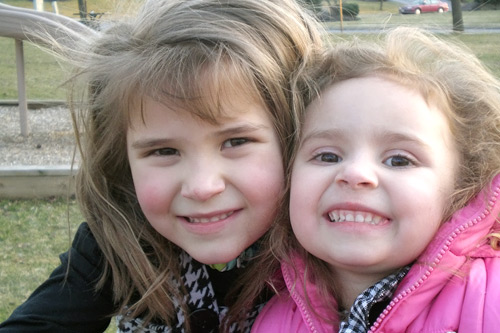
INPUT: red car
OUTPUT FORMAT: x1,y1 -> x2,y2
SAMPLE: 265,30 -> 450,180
399,0 -> 449,14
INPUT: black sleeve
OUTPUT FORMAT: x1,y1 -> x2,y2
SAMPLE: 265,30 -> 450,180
0,222 -> 116,333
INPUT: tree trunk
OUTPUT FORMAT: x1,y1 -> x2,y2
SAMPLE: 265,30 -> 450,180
78,0 -> 87,20
450,0 -> 464,32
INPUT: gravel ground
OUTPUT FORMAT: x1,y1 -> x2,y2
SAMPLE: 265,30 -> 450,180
0,106 -> 79,167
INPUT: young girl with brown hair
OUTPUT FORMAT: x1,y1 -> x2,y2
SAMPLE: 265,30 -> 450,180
0,0 -> 323,331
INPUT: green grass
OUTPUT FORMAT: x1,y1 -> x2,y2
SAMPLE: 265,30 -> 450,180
0,1 -> 499,101
326,9 -> 500,31
0,198 -> 78,316
1,0 -> 128,17
0,198 -> 117,332
0,0 -> 134,101
0,38 -> 67,100
0,198 -> 80,304
326,32 -> 500,78
453,33 -> 500,76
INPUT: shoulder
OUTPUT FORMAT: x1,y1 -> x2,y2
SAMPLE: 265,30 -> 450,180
71,222 -> 98,250
463,256 -> 500,307
372,256 -> 500,332
61,222 -> 105,278
478,257 -> 500,329
439,256 -> 500,331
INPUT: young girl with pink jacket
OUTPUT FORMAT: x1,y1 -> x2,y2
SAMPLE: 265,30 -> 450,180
249,27 -> 500,332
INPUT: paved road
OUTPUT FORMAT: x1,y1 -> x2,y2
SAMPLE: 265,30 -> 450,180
327,27 -> 500,34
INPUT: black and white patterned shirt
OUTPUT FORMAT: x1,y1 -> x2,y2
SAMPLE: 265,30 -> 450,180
339,266 -> 411,333
117,251 -> 264,333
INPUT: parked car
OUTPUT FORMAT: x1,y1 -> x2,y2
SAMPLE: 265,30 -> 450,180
399,0 -> 449,14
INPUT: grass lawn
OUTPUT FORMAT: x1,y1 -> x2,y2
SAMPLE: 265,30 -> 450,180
1,0 -> 130,17
325,32 -> 500,79
0,198 -> 81,310
327,10 -> 500,31
0,38 -> 67,100
0,198 -> 118,331
0,0 -> 138,101
1,1 -> 499,101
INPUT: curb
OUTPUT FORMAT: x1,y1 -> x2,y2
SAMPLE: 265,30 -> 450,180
0,165 -> 77,199
0,100 -> 66,109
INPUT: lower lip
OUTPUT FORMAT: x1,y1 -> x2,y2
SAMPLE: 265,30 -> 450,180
181,210 -> 241,235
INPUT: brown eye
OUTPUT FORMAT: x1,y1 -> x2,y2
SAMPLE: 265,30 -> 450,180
316,153 -> 341,163
154,148 -> 179,156
222,138 -> 249,148
384,155 -> 412,167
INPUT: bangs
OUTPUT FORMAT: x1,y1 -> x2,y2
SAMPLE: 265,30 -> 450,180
122,46 -> 264,126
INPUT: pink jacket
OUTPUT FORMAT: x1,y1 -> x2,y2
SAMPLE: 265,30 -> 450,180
252,175 -> 500,333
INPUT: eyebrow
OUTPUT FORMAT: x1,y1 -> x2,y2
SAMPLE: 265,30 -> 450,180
380,131 -> 430,149
300,128 -> 430,149
300,128 -> 347,147
131,138 -> 176,150
215,123 -> 267,138
130,123 -> 267,150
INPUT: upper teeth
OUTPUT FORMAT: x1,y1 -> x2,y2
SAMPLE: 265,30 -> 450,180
187,211 -> 234,223
328,210 -> 384,225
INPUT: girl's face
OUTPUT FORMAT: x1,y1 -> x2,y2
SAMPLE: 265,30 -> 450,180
127,95 -> 284,265
290,76 -> 459,285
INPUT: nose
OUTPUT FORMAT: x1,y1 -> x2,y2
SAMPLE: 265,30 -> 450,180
335,158 -> 378,190
181,160 -> 226,201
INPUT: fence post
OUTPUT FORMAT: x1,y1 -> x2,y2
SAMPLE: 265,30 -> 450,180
15,39 -> 29,137
51,2 -> 59,15
33,0 -> 44,11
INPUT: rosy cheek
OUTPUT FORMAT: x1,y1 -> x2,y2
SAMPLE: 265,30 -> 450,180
135,184 -> 164,215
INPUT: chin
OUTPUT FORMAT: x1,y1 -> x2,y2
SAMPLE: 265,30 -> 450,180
190,247 -> 243,266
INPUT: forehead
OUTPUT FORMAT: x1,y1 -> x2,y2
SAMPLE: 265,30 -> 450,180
125,61 -> 265,127
127,88 -> 271,134
303,76 -> 453,144
128,89 -> 266,129
310,75 -> 438,116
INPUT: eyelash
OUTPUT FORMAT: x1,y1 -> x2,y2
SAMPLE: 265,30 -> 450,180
221,137 -> 252,149
383,154 -> 416,167
150,147 -> 179,156
311,152 -> 417,168
146,137 -> 253,157
313,152 -> 341,163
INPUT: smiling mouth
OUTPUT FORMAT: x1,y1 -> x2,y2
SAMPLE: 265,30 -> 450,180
185,211 -> 235,223
327,209 -> 388,225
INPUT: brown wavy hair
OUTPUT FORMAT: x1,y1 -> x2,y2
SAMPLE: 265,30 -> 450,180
59,0 -> 325,328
